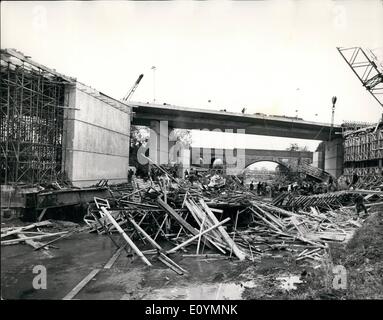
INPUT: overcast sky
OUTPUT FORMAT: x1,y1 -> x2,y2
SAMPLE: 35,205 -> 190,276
2,0 -> 383,155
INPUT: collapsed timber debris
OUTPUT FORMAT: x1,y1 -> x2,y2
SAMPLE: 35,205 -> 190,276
50,161 -> 381,273
2,156 -> 383,277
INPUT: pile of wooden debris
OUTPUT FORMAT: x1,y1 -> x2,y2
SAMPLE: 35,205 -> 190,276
3,159 -> 382,276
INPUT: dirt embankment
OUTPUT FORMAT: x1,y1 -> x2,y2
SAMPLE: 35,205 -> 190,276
242,205 -> 383,300
329,206 -> 383,299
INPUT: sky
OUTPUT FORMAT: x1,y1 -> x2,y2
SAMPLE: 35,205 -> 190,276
2,0 -> 383,157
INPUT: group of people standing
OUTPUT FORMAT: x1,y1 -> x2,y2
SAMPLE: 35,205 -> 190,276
249,181 -> 272,197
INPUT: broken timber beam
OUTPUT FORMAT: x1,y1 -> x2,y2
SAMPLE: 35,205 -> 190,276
167,217 -> 231,254
100,207 -> 152,267
199,199 -> 246,261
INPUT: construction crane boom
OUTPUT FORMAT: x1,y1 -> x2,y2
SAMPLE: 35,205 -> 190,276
122,74 -> 144,102
337,47 -> 383,108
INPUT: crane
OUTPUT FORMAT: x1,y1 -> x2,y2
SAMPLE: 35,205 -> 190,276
122,74 -> 144,102
337,47 -> 383,108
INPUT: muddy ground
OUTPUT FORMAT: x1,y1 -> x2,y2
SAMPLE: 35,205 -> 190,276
1,206 -> 382,300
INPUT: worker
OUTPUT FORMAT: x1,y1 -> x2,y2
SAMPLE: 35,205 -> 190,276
350,172 -> 359,189
249,181 -> 254,191
127,169 -> 134,183
354,194 -> 368,216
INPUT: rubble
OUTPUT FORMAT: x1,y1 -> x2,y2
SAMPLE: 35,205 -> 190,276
2,159 -> 382,300
3,160 -> 382,275
54,162 -> 380,275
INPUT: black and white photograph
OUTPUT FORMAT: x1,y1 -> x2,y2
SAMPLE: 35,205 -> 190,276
1,0 -> 383,307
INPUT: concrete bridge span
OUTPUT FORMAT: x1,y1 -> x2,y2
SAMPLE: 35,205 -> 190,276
130,102 -> 342,141
131,102 -> 344,177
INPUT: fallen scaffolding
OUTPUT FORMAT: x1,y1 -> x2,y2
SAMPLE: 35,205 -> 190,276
273,189 -> 383,210
77,161 -> 382,273
3,160 -> 382,276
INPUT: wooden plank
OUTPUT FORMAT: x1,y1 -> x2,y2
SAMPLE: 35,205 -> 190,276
127,216 -> 162,251
253,205 -> 285,229
62,269 -> 101,300
229,210 -> 240,258
182,254 -> 223,258
167,217 -> 231,254
1,221 -> 52,239
2,231 -> 67,245
196,214 -> 206,255
37,208 -> 48,222
184,200 -> 227,254
104,244 -> 127,269
153,213 -> 168,241
157,198 -> 199,236
158,256 -> 183,275
188,199 -> 225,241
159,252 -> 187,274
127,212 -> 187,274
34,227 -> 88,251
249,207 -> 282,233
17,233 -> 44,249
101,207 -> 152,267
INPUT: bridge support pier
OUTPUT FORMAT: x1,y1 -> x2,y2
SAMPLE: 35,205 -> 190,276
149,120 -> 171,165
148,120 -> 190,178
324,138 -> 344,178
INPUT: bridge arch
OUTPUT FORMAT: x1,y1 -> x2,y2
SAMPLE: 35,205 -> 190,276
245,159 -> 290,170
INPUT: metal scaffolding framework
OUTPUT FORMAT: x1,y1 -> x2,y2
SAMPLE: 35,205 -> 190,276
0,49 -> 72,185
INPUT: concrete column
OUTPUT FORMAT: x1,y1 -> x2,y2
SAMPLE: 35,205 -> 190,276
312,151 -> 325,170
62,84 -> 77,182
149,120 -> 170,165
191,147 -> 201,166
149,121 -> 188,174
178,148 -> 190,178
324,138 -> 344,178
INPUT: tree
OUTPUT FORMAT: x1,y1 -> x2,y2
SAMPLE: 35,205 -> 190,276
171,129 -> 192,147
130,125 -> 150,148
129,125 -> 192,177
286,143 -> 308,152
129,125 -> 150,177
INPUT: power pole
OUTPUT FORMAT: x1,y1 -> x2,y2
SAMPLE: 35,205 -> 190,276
151,66 -> 156,103
329,96 -> 337,141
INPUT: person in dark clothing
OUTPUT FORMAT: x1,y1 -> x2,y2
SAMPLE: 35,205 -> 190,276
249,181 -> 254,191
127,169 -> 134,183
351,173 -> 359,186
354,194 -> 368,215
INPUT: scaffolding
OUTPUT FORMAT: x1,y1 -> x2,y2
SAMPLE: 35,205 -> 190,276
343,124 -> 383,178
0,49 -> 73,185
